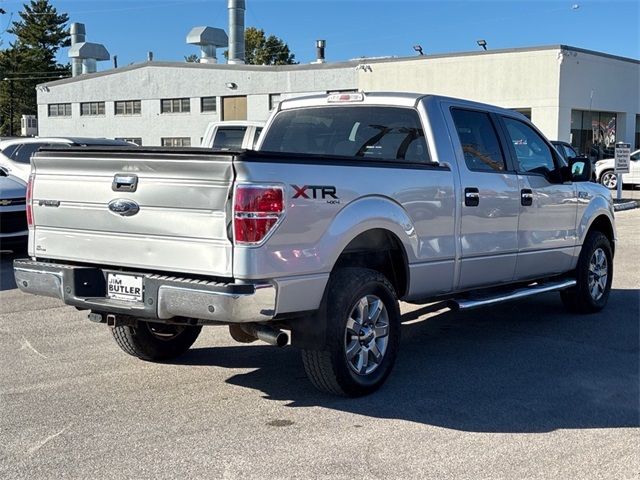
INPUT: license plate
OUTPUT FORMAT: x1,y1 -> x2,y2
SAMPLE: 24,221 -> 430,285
107,273 -> 144,303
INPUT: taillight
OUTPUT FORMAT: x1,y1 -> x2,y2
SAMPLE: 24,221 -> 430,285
233,185 -> 284,245
26,173 -> 34,227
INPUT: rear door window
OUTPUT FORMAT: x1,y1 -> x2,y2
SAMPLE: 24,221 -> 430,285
261,106 -> 430,163
451,108 -> 506,172
212,127 -> 247,150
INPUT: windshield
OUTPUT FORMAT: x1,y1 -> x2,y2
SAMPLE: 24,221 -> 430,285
261,106 -> 430,163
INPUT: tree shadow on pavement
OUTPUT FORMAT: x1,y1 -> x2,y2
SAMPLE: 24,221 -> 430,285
175,289 -> 640,433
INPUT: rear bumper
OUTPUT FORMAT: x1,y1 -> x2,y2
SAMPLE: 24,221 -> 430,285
13,259 -> 276,324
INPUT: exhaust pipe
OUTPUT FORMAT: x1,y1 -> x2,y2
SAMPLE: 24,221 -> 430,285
229,324 -> 289,347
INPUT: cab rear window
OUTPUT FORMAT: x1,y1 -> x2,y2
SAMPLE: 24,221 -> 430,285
261,106 -> 430,163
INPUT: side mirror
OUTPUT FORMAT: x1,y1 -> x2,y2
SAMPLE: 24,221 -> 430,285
566,157 -> 592,182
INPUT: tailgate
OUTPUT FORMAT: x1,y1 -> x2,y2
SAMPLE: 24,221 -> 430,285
30,147 -> 235,277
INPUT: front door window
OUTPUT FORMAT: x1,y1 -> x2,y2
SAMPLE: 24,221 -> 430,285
502,118 -> 557,178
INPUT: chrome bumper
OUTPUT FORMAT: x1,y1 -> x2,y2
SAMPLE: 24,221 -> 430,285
13,259 -> 276,324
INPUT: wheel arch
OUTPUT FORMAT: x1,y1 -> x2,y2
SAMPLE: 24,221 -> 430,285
322,196 -> 418,299
584,214 -> 616,256
333,228 -> 410,299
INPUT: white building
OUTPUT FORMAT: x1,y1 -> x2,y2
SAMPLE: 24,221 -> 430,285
36,44 -> 640,155
36,61 -> 358,147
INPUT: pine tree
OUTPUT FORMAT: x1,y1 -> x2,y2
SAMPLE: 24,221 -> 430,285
225,27 -> 296,65
0,0 -> 70,136
8,0 -> 70,67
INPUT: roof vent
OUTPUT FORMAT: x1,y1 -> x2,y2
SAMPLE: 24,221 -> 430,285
186,26 -> 228,64
68,23 -> 110,76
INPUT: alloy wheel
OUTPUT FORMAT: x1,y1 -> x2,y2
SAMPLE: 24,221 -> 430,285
601,172 -> 617,189
588,247 -> 608,301
344,295 -> 390,375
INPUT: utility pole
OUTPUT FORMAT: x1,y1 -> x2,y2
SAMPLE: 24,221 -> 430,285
8,78 -> 14,136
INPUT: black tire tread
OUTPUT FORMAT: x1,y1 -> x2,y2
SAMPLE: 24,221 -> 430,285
110,322 -> 202,361
302,349 -> 344,395
111,325 -> 142,358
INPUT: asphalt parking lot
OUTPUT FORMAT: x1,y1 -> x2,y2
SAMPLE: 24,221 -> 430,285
1,209 -> 638,480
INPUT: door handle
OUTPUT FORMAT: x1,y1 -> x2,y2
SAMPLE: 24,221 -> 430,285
464,187 -> 480,207
521,188 -> 533,206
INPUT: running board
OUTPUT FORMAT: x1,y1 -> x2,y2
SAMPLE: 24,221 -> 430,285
451,279 -> 577,311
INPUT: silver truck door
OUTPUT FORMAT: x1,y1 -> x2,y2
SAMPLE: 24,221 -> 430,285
449,108 -> 520,289
500,116 -> 577,280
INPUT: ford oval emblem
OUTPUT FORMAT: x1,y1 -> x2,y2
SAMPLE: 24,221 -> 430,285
108,199 -> 140,217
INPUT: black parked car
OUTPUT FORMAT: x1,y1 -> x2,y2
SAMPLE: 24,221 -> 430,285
551,141 -> 580,162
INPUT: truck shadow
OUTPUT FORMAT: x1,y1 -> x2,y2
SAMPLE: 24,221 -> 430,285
0,251 -> 20,291
178,289 -> 640,433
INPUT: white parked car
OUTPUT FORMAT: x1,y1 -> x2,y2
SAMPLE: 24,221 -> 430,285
0,137 -> 134,183
595,149 -> 640,189
201,121 -> 264,150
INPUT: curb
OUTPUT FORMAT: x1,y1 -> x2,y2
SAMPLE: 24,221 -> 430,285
613,200 -> 639,212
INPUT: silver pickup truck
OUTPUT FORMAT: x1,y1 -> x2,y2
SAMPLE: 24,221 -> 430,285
14,92 -> 615,396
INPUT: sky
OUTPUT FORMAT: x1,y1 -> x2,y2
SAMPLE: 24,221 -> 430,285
0,0 -> 638,68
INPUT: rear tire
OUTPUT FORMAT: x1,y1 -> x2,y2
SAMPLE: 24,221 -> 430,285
560,231 -> 613,313
301,268 -> 400,397
111,321 -> 202,361
599,170 -> 617,190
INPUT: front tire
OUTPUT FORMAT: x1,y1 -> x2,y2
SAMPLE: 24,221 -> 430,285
560,231 -> 613,313
301,268 -> 400,397
111,321 -> 202,361
599,170 -> 618,190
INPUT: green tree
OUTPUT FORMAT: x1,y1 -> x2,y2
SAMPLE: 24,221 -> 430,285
226,27 -> 296,65
184,53 -> 200,63
8,0 -> 70,67
0,0 -> 69,136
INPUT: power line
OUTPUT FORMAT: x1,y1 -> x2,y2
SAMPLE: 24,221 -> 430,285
2,75 -> 69,81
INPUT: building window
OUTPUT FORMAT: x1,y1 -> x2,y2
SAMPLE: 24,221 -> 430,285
269,93 -> 281,111
161,137 -> 191,147
48,103 -> 72,117
115,100 -> 141,115
201,97 -> 217,113
570,110 -> 617,161
635,115 -> 640,150
80,102 -> 105,116
161,98 -> 190,114
116,137 -> 142,146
